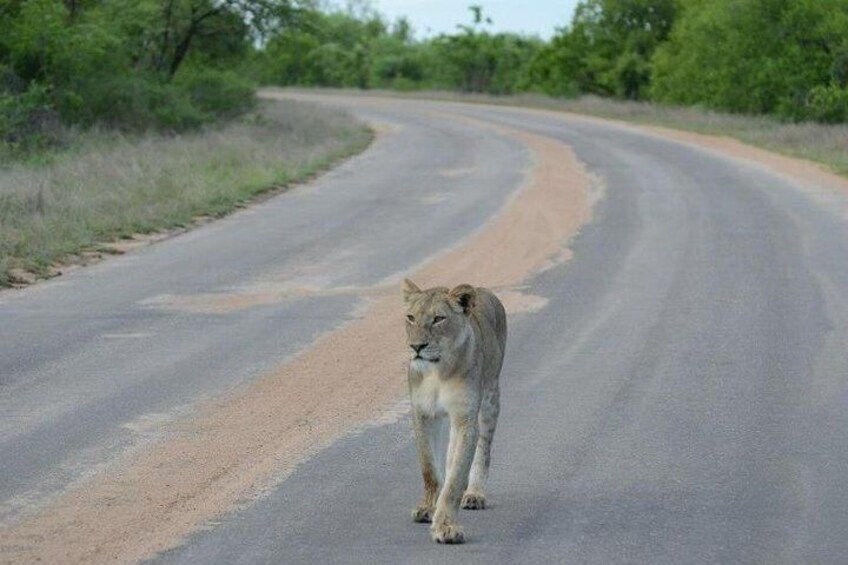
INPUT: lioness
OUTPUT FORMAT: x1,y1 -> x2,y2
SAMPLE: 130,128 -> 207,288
403,279 -> 507,544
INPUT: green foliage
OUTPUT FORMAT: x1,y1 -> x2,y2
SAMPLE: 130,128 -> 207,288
428,11 -> 542,95
257,5 -> 540,95
527,0 -> 677,99
522,0 -> 848,122
806,84 -> 848,123
0,0 -> 288,156
4,0 -> 848,150
0,80 -> 61,155
651,0 -> 848,120
82,74 -> 207,131
175,67 -> 257,119
260,8 -> 390,88
368,32 -> 428,89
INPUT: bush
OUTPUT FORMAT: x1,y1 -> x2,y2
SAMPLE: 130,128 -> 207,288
0,81 -> 62,154
1,68 -> 258,152
651,0 -> 847,121
62,74 -> 206,132
806,84 -> 848,124
175,68 -> 257,119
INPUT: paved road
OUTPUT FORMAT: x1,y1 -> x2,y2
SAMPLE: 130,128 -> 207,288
4,95 -> 848,564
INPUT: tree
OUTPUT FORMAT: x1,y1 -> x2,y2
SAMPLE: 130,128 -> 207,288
142,0 -> 303,79
261,7 -> 389,87
527,0 -> 677,99
427,6 -> 539,94
1,0 -> 267,140
651,0 -> 848,120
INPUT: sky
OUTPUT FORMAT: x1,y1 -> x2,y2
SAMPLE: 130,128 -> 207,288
372,0 -> 580,40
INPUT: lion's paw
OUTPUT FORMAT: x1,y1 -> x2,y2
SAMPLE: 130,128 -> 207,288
461,492 -> 486,510
411,505 -> 434,523
431,522 -> 466,544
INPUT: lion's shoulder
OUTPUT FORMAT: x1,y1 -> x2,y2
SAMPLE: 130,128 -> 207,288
471,287 -> 507,352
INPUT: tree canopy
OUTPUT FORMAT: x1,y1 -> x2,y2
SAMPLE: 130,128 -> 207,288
3,0 -> 848,156
651,0 -> 848,121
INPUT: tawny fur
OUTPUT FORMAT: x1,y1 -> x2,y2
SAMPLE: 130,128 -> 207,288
403,278 -> 507,544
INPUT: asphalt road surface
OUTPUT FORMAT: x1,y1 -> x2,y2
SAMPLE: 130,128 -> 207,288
2,94 -> 847,564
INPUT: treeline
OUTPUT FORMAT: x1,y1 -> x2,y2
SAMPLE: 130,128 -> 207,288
253,4 -> 542,95
1,0 -> 275,154
531,0 -> 848,122
3,0 -> 847,157
257,0 -> 848,123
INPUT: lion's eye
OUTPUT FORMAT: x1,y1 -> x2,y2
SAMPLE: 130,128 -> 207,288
433,316 -> 446,325
406,314 -> 415,323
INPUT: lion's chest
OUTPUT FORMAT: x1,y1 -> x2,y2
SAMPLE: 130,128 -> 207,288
410,365 -> 450,418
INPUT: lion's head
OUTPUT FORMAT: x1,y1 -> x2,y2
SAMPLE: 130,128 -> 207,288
402,279 -> 477,368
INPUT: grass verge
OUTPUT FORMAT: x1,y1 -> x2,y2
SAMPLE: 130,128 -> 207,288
289,88 -> 848,178
0,98 -> 372,287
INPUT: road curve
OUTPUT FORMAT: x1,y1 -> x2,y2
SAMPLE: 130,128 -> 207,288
2,93 -> 848,564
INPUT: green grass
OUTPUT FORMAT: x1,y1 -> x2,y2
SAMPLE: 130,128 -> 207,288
292,88 -> 848,178
0,98 -> 372,287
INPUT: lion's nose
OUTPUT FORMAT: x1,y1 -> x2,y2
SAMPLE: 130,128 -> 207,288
410,343 -> 428,353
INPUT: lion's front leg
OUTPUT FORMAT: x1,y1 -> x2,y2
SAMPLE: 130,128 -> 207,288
431,414 -> 478,544
463,385 -> 500,510
411,411 -> 440,524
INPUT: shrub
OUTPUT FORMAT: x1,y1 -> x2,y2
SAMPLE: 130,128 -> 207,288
651,0 -> 847,121
0,81 -> 62,155
806,84 -> 848,124
65,74 -> 206,132
175,67 -> 256,119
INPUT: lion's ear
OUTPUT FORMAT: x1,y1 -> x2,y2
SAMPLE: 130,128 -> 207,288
448,284 -> 476,314
402,278 -> 421,302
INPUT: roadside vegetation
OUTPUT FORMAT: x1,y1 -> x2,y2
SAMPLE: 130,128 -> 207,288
0,98 -> 370,286
0,0 -> 275,157
0,0 -> 370,287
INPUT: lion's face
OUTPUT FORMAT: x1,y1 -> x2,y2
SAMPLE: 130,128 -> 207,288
402,279 -> 476,368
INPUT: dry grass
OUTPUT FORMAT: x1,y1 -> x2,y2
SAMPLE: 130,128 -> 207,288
509,94 -> 848,175
0,98 -> 371,286
300,88 -> 848,178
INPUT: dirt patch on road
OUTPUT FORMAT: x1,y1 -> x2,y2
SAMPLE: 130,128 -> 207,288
139,284 -> 385,315
497,289 -> 550,315
0,116 -> 595,565
411,114 -> 597,288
